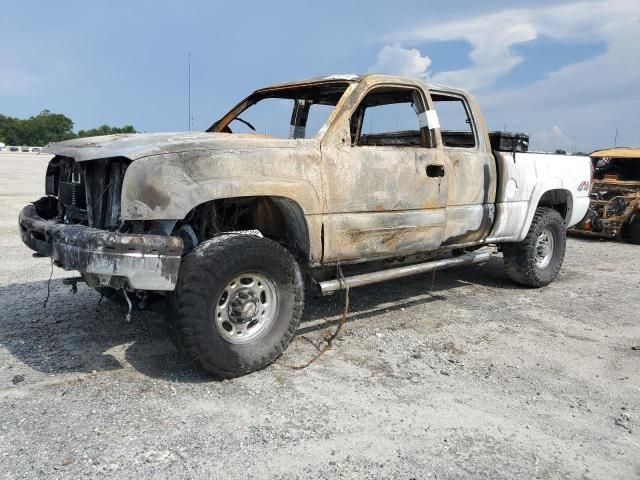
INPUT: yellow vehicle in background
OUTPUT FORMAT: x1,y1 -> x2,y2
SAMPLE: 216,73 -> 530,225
570,148 -> 640,244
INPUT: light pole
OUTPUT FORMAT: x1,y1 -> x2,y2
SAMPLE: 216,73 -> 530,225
188,52 -> 192,132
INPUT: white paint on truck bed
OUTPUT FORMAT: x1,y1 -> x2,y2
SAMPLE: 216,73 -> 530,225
487,152 -> 591,242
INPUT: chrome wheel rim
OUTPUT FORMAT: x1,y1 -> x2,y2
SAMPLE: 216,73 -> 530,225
215,272 -> 278,344
534,228 -> 555,269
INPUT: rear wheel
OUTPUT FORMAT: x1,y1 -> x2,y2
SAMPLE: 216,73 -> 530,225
502,207 -> 566,287
169,234 -> 304,378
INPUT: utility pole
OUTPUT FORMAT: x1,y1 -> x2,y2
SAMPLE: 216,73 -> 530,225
614,128 -> 618,147
188,53 -> 192,132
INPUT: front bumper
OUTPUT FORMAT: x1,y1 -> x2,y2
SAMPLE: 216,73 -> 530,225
19,200 -> 183,290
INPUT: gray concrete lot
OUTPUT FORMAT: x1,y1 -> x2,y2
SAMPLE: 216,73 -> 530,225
1,152 -> 639,479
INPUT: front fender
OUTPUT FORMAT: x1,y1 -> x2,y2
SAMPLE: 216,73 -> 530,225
120,150 -> 322,220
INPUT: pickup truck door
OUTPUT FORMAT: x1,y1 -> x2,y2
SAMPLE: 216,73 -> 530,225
429,91 -> 497,246
320,83 -> 449,263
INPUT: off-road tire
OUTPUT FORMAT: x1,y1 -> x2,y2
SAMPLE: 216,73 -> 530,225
502,207 -> 566,288
627,215 -> 640,245
169,234 -> 304,378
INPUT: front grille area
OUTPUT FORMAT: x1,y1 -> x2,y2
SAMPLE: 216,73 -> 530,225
58,181 -> 86,209
45,156 -> 129,229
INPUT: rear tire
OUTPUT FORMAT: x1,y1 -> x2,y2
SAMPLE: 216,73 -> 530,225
169,234 -> 304,378
502,207 -> 566,287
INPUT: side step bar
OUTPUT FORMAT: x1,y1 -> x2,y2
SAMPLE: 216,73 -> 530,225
318,250 -> 491,295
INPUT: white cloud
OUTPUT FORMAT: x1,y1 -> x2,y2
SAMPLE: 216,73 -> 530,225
407,18 -> 538,90
368,43 -> 431,79
386,0 -> 640,92
380,0 -> 640,92
530,126 -> 573,152
369,0 -> 640,151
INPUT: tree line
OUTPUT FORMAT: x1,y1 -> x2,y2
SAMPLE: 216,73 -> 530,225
0,110 -> 136,146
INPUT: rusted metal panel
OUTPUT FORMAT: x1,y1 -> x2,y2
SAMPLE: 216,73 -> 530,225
41,132 -> 290,162
319,77 -> 447,262
19,200 -> 182,290
322,210 -> 447,262
319,76 -> 500,261
118,141 -> 325,262
570,151 -> 640,240
120,144 -> 324,219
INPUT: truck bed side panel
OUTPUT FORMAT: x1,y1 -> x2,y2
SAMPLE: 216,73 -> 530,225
487,152 -> 591,242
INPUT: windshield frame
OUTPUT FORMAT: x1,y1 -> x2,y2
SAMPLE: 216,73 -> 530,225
207,80 -> 354,140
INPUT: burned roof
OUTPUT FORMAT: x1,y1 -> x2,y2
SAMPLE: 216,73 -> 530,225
256,74 -> 467,96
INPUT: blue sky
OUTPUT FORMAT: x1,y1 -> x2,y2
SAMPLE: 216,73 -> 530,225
1,0 -> 638,152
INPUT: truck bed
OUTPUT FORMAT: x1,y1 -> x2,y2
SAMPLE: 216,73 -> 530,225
486,151 -> 592,243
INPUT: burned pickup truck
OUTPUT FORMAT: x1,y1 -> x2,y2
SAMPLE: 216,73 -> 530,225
569,148 -> 640,244
19,74 -> 592,377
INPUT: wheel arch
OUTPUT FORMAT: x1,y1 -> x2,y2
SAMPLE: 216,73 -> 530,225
517,187 -> 574,241
178,195 -> 315,263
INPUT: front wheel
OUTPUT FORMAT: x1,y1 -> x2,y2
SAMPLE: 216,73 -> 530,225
169,234 -> 304,378
502,207 -> 567,287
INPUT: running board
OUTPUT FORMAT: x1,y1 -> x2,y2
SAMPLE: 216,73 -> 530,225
318,250 -> 491,295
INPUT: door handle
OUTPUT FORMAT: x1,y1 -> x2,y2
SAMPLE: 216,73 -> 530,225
426,164 -> 445,177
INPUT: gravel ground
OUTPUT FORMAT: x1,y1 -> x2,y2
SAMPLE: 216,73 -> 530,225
1,152 -> 639,479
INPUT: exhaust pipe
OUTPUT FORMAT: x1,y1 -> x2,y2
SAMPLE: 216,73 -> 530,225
318,250 -> 491,295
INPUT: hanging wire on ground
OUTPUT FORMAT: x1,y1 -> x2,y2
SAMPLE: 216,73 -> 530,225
122,289 -> 134,322
43,258 -> 54,308
281,250 -> 445,370
282,262 -> 350,370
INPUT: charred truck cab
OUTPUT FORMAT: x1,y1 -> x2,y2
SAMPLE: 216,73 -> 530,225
19,74 -> 592,378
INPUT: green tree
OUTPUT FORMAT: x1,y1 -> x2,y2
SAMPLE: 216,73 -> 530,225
0,114 -> 20,144
26,110 -> 76,145
77,124 -> 136,138
0,110 -> 75,145
0,110 -> 136,145
554,149 -> 567,155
